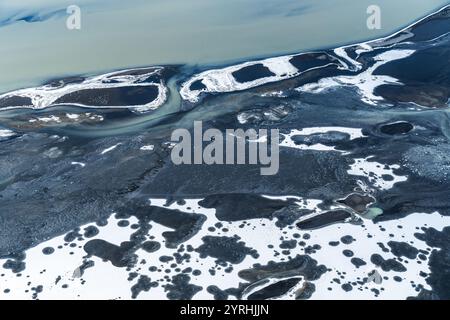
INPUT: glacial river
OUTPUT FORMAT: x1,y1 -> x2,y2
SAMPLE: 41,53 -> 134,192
0,0 -> 448,93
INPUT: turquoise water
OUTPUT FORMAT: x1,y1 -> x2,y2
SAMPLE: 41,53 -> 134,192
0,0 -> 449,93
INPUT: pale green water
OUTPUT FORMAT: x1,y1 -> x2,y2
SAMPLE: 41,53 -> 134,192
0,0 -> 448,93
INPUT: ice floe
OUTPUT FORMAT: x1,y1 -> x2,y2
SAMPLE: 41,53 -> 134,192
0,129 -> 15,138
29,115 -> 61,123
0,67 -> 168,113
237,104 -> 291,125
140,145 -> 155,151
71,162 -> 86,168
280,127 -> 365,152
348,157 -> 408,191
180,53 -> 339,103
25,113 -> 104,128
296,50 -> 416,106
100,143 -> 121,155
